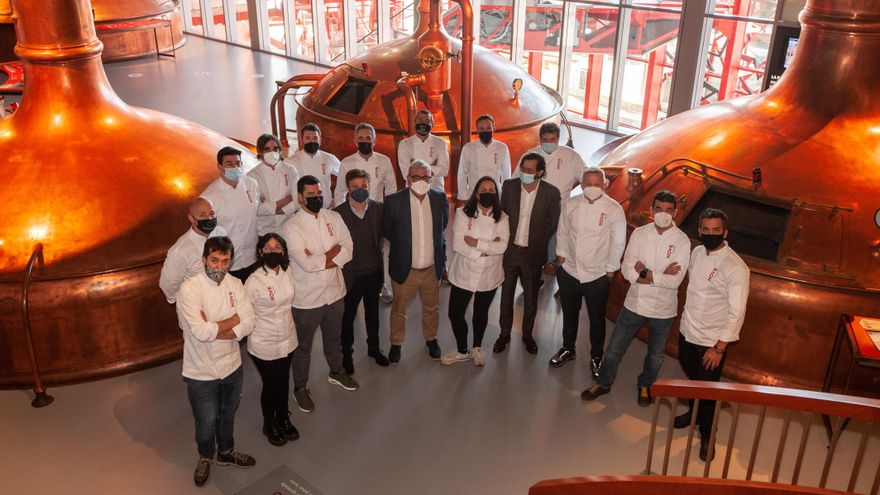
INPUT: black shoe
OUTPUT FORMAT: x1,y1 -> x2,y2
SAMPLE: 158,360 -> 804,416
590,357 -> 602,380
549,347 -> 575,367
637,386 -> 653,407
522,335 -> 538,355
426,339 -> 441,360
388,345 -> 401,364
674,411 -> 692,429
262,422 -> 287,446
581,383 -> 610,401
699,438 -> 716,462
275,414 -> 300,441
492,334 -> 510,353
368,348 -> 390,367
342,354 -> 355,375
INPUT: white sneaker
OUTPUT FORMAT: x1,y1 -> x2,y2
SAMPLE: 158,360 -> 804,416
472,347 -> 486,367
440,350 -> 471,365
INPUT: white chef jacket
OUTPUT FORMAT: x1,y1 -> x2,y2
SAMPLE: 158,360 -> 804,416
159,226 -> 227,303
513,183 -> 538,247
201,176 -> 273,271
281,208 -> 353,309
448,208 -> 510,292
245,266 -> 299,360
247,160 -> 300,235
621,222 -> 691,319
679,243 -> 750,347
457,139 -> 511,200
410,192 -> 435,269
283,149 -> 340,208
397,134 -> 450,191
177,272 -> 255,381
556,193 -> 626,283
514,145 -> 586,202
333,151 -> 398,205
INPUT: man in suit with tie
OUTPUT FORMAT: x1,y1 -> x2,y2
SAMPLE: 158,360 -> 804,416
493,152 -> 561,355
383,160 -> 450,364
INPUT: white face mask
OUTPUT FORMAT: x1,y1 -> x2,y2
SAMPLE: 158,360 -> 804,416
264,151 -> 281,165
654,211 -> 673,229
410,180 -> 430,196
583,186 -> 602,201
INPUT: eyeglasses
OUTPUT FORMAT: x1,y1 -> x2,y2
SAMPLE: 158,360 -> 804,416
409,175 -> 431,182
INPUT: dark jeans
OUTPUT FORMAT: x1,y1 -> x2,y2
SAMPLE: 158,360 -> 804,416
597,306 -> 674,389
229,261 -> 260,283
185,365 -> 243,459
557,268 -> 610,358
499,247 -> 542,338
342,269 -> 383,356
448,284 -> 498,353
292,298 -> 345,388
678,333 -> 726,439
250,352 -> 293,426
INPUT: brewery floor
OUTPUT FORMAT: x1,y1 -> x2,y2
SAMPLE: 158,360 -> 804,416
1,36 -> 876,495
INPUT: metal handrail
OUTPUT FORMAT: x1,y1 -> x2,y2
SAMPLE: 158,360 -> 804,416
621,156 -> 752,205
331,1 -> 416,62
21,243 -> 53,408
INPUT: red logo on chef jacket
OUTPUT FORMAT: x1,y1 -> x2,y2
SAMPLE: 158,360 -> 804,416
322,163 -> 326,176
556,159 -> 562,170
375,167 -> 379,179
708,268 -> 719,282
267,286 -> 276,301
326,223 -> 335,236
468,218 -> 474,230
283,174 -> 289,187
598,212 -> 606,226
246,191 -> 254,204
666,245 -> 675,258
494,153 -> 498,164
429,147 -> 434,158
228,292 -> 236,307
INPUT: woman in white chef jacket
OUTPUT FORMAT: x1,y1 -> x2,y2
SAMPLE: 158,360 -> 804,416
245,233 -> 300,446
442,176 -> 510,367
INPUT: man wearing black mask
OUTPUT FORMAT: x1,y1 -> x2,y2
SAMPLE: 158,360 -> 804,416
285,123 -> 340,209
457,114 -> 511,207
397,109 -> 449,192
333,123 -> 398,206
160,196 -> 227,304
675,208 -> 750,462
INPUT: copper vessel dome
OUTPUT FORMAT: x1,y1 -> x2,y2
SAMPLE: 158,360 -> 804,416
598,0 -> 880,393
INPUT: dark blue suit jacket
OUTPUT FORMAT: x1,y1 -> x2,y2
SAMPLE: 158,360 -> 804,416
383,187 -> 449,284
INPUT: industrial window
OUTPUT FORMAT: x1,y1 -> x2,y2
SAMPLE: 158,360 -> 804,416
325,78 -> 375,115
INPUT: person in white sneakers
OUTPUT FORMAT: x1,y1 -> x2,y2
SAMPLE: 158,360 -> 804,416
333,123 -> 397,206
159,196 -> 226,304
397,109 -> 449,192
247,133 -> 299,235
176,236 -> 256,486
581,190 -> 690,407
284,123 -> 339,209
456,114 -> 511,205
282,175 -> 358,414
443,176 -> 509,367
245,233 -> 300,447
551,168 -> 626,380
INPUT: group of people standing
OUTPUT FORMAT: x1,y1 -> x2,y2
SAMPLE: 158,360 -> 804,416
159,115 -> 750,487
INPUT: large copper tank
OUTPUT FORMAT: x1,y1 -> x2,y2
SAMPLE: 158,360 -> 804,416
293,0 -> 564,194
598,0 -> 880,394
0,0 -> 255,387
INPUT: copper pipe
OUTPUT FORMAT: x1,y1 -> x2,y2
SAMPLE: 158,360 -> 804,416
397,72 -> 423,136
20,243 -> 52,408
450,0 -> 473,148
270,73 -> 322,147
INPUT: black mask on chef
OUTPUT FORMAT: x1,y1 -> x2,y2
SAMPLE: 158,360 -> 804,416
196,217 -> 217,235
303,142 -> 320,154
357,142 -> 373,155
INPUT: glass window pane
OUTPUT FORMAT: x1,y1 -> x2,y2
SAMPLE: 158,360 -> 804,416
566,5 -> 618,127
187,0 -> 204,35
391,1 -> 416,40
712,0 -> 779,20
325,1 -> 345,61
443,0 -> 514,58
354,0 -> 379,53
292,0 -> 314,58
232,0 -> 251,45
632,0 -> 682,11
519,3 -> 563,89
261,0 -> 286,54
208,0 -> 228,41
701,19 -> 771,105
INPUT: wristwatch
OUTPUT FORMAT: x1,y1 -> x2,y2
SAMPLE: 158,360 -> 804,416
639,267 -> 649,279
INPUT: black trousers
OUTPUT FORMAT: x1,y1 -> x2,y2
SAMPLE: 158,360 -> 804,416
229,261 -> 260,283
557,268 -> 610,359
448,284 -> 498,353
499,247 -> 542,338
250,352 -> 293,426
341,269 -> 383,356
677,333 -> 726,439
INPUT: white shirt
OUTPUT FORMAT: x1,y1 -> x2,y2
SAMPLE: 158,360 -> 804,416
621,222 -> 691,319
284,149 -> 340,208
334,151 -> 398,205
159,226 -> 227,303
176,272 -> 255,381
680,243 -> 750,347
515,145 -> 586,201
281,208 -> 353,309
201,176 -> 272,270
457,139 -> 511,200
247,160 -> 300,235
514,184 -> 538,247
245,266 -> 299,360
556,193 -> 626,283
449,208 -> 510,292
410,191 -> 435,269
398,134 -> 450,191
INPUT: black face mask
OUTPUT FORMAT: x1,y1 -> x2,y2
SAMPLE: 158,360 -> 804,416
478,192 -> 496,208
415,123 -> 432,136
263,252 -> 285,269
196,218 -> 217,234
478,131 -> 493,145
701,233 -> 725,251
305,196 -> 323,213
357,142 -> 373,155
303,142 -> 320,154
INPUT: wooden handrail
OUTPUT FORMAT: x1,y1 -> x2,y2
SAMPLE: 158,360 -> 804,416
530,476 -> 854,495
